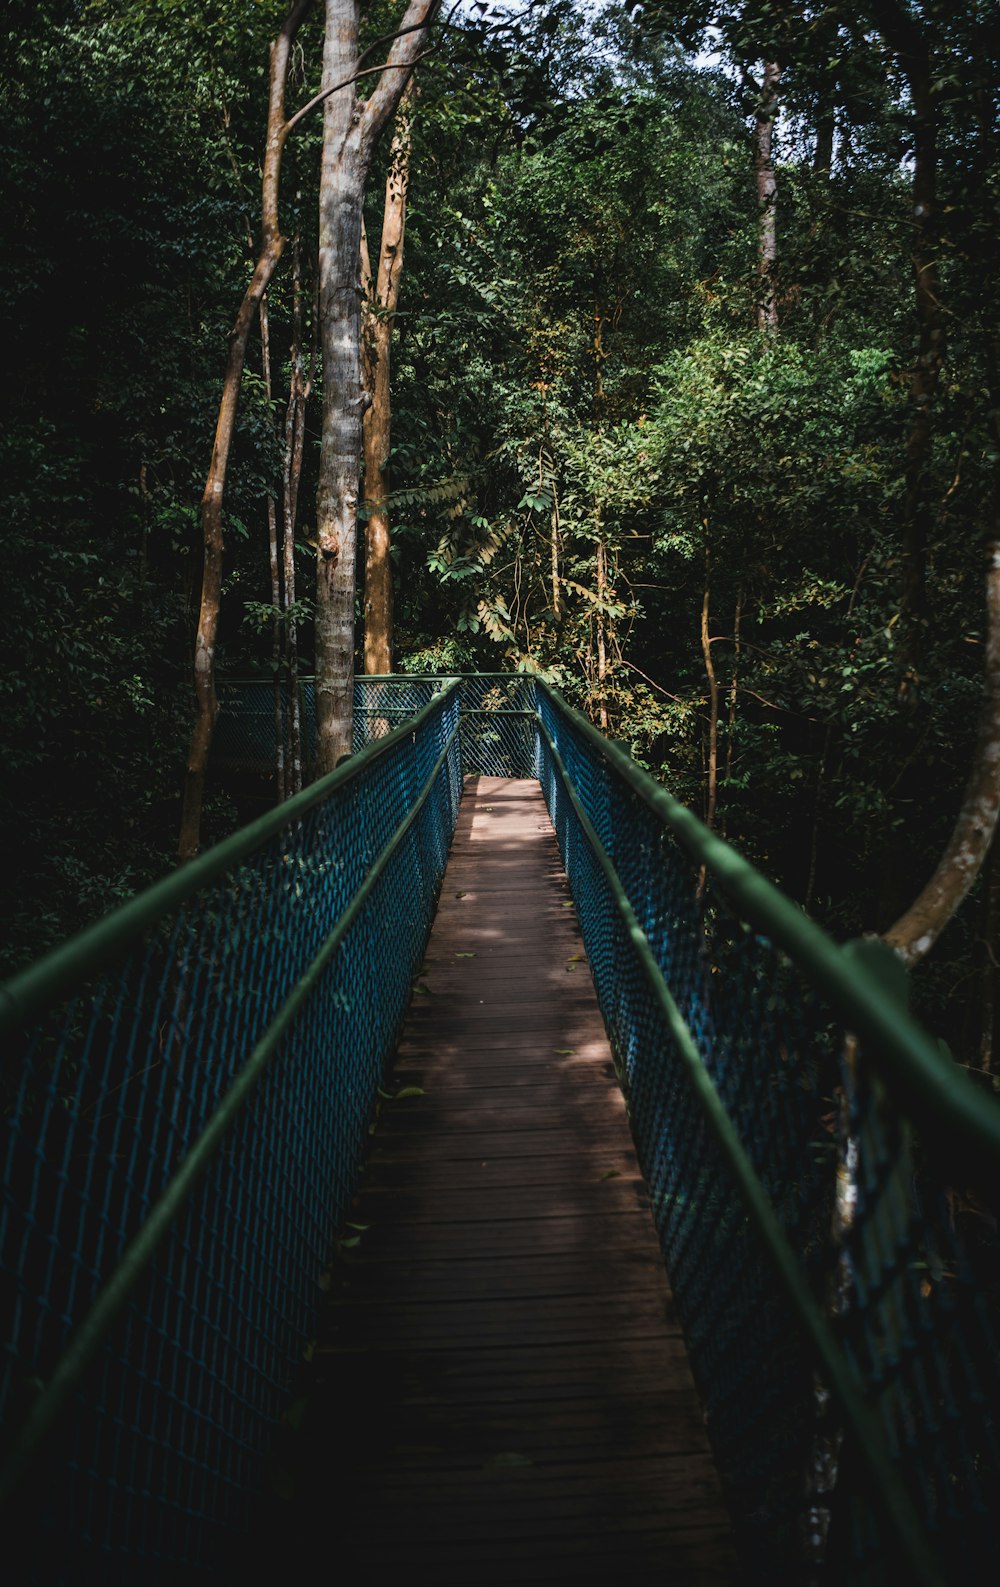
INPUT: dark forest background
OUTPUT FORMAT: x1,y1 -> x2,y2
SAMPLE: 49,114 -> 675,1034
2,0 -> 998,1068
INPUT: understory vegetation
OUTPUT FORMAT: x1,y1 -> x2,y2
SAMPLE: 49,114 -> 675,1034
2,0 -> 998,1067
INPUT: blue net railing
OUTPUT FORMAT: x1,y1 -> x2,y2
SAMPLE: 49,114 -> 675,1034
4,674 -> 1000,1587
214,673 -> 538,780
536,681 -> 1000,1587
0,682 -> 462,1584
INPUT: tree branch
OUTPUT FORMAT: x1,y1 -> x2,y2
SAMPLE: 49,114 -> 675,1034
284,50 -> 432,137
884,541 -> 1000,965
362,0 -> 442,153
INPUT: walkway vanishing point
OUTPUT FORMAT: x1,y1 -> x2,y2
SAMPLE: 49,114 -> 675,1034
288,778 -> 738,1585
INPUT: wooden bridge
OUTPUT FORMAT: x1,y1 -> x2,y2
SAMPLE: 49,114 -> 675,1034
3,675 -> 997,1587
293,778 -> 737,1583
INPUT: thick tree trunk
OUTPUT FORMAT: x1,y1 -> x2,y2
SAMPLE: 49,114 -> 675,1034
315,31 -> 366,768
361,81 -> 414,676
884,541 -> 1000,965
754,61 -> 781,336
177,0 -> 312,861
314,0 -> 439,772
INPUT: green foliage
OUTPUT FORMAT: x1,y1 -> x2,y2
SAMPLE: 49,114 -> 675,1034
0,0 -> 292,968
2,0 -> 997,1060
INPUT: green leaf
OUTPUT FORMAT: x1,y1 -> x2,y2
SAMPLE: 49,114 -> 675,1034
394,1086 -> 426,1099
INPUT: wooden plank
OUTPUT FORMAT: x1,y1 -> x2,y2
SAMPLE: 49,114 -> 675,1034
281,776 -> 738,1584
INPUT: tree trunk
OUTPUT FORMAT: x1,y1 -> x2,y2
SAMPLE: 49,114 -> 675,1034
754,61 -> 781,336
814,98 -> 835,180
260,291 -> 288,804
725,592 -> 741,784
282,239 -> 311,796
883,541 -> 1000,965
596,536 -> 609,731
313,0 -> 439,772
551,486 -> 562,623
701,533 -> 720,833
981,834 -> 999,1073
177,0 -> 312,861
870,2 -> 944,692
361,80 -> 414,676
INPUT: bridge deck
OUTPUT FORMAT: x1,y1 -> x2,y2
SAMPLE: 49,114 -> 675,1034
296,777 -> 738,1583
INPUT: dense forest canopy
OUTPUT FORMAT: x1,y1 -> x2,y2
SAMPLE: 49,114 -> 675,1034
1,0 -> 998,1065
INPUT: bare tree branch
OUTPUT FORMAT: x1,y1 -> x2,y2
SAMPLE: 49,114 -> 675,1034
884,542 -> 1000,965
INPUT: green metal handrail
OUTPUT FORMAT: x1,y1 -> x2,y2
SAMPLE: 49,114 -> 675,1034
1,681 -> 459,1037
537,680 -> 1000,1176
0,681 -> 463,1582
537,702 -> 942,1587
536,679 -> 1000,1587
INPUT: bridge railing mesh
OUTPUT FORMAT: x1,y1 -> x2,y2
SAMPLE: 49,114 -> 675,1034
537,681 -> 1000,1587
214,672 -> 538,780
0,682 -> 463,1584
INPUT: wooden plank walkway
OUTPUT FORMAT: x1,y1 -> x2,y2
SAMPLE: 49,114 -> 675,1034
295,777 -> 738,1583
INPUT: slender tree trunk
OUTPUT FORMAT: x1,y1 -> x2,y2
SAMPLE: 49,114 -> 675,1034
897,66 -> 941,690
596,535 -> 609,731
870,2 -> 944,691
814,98 -> 835,180
314,0 -> 439,772
884,540 -> 1000,965
260,291 -> 288,803
981,835 -> 999,1073
178,0 -> 312,861
701,530 -> 720,832
282,240 -> 311,796
361,80 -> 414,676
534,439 -> 562,621
551,487 -> 562,622
592,302 -> 607,409
725,593 -> 741,784
754,61 -> 781,336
